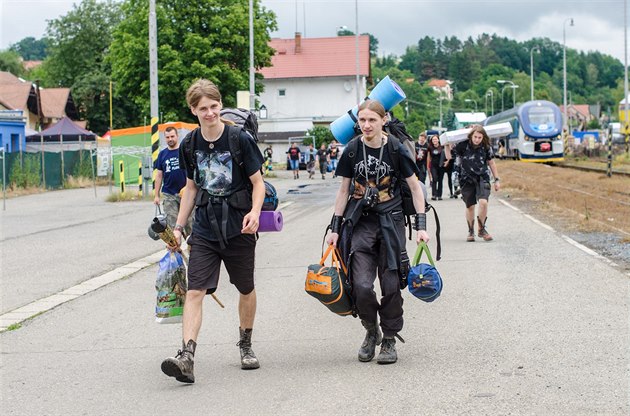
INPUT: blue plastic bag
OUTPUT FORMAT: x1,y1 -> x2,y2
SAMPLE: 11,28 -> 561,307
407,241 -> 442,302
155,251 -> 187,324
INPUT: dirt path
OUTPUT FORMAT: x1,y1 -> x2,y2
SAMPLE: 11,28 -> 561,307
496,159 -> 630,273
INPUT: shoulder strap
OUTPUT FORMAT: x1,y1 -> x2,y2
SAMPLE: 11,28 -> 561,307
183,128 -> 198,173
387,135 -> 401,177
227,125 -> 243,168
345,136 -> 361,167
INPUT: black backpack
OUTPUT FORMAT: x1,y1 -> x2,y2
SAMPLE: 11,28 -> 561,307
344,135 -> 441,260
220,108 -> 259,142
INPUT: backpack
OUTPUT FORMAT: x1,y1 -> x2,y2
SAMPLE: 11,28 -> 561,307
344,134 -> 441,260
220,108 -> 259,142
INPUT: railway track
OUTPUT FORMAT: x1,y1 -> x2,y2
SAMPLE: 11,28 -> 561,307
556,162 -> 630,177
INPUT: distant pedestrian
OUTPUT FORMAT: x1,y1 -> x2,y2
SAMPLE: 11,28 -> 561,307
153,126 -> 192,235
427,135 -> 445,200
316,143 -> 328,180
415,132 -> 429,185
450,125 -> 500,242
263,145 -> 273,174
286,142 -> 301,179
328,139 -> 340,175
305,143 -> 317,179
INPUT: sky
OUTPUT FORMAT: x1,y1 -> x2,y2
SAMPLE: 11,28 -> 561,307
0,0 -> 627,63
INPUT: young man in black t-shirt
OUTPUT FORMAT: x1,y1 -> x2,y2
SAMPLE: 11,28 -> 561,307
450,125 -> 501,241
161,79 -> 265,383
414,132 -> 429,184
316,143 -> 328,179
327,100 -> 430,365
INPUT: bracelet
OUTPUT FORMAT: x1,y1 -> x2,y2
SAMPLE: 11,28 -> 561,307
413,213 -> 426,231
174,224 -> 184,233
494,177 -> 500,182
330,215 -> 343,234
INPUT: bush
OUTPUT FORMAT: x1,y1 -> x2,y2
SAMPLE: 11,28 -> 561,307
73,150 -> 94,179
306,126 -> 335,148
10,154 -> 41,188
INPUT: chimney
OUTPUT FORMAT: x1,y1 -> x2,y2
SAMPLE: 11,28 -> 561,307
295,32 -> 302,54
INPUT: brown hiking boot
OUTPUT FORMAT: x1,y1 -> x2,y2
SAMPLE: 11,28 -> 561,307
161,339 -> 196,383
467,220 -> 475,242
477,216 -> 493,241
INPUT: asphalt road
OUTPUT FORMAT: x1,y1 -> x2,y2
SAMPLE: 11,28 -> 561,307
1,172 -> 628,415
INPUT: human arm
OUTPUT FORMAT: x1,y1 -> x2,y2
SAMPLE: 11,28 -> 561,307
405,175 -> 430,244
242,170 -> 265,234
153,169 -> 163,205
488,159 -> 501,192
326,177 -> 352,247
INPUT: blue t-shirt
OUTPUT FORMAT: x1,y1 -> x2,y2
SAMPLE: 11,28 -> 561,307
154,147 -> 187,195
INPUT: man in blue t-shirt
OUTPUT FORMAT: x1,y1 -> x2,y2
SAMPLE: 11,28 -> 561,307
154,126 -> 191,235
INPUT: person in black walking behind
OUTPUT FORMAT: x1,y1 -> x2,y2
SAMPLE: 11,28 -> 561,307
286,142 -> 301,179
316,143 -> 329,180
160,79 -> 265,383
415,132 -> 429,185
450,124 -> 500,242
327,100 -> 430,365
427,135 -> 445,200
443,144 -> 456,198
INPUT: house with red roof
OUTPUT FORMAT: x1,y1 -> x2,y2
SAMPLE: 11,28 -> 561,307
257,33 -> 371,144
427,79 -> 453,100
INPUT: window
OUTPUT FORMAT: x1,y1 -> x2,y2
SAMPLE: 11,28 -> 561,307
278,89 -> 286,97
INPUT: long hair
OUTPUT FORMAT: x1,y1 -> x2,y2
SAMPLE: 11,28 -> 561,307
357,99 -> 387,118
467,124 -> 491,148
427,134 -> 442,152
186,79 -> 235,126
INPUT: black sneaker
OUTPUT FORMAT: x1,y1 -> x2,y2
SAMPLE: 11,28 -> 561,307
358,320 -> 382,362
376,337 -> 397,364
161,340 -> 196,383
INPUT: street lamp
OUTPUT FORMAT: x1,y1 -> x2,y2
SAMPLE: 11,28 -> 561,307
530,46 -> 540,101
497,80 -> 519,109
563,17 -> 574,131
485,89 -> 494,116
437,96 -> 446,130
464,98 -> 478,113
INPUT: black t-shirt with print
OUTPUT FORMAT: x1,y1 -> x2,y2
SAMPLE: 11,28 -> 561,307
286,147 -> 300,160
328,146 -> 339,160
336,138 -> 416,205
316,148 -> 327,162
452,140 -> 494,183
180,126 -> 264,243
415,142 -> 428,170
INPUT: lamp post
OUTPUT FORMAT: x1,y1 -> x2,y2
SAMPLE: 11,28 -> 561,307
485,89 -> 494,116
497,80 -> 518,109
563,17 -> 574,131
437,96 -> 445,130
464,98 -> 478,113
530,46 -> 540,101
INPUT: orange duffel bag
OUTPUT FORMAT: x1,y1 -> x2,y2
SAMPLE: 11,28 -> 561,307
305,245 -> 354,316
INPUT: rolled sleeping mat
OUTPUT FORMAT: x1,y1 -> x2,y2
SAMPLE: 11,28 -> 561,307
439,122 -> 513,146
258,210 -> 283,232
330,75 -> 407,145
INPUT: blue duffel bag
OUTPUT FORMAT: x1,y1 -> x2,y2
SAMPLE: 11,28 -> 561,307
407,241 -> 442,302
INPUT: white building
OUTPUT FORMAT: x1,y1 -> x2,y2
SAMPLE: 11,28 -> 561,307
257,33 -> 371,152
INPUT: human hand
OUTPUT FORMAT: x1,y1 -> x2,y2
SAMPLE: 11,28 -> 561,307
494,181 -> 500,192
416,230 -> 430,244
168,230 -> 182,252
326,232 -> 339,247
241,211 -> 260,234
153,196 -> 160,205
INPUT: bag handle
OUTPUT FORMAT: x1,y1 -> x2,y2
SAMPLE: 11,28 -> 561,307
320,244 -> 348,276
155,204 -> 163,217
412,241 -> 436,267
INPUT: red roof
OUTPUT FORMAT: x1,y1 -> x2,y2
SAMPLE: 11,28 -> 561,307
259,35 -> 370,79
427,79 -> 450,88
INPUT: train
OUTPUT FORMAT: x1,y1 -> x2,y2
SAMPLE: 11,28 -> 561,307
482,100 -> 564,162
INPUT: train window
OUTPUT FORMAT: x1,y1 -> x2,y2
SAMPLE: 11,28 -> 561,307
527,106 -> 555,127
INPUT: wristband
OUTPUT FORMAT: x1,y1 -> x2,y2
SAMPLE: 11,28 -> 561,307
174,224 -> 184,233
494,177 -> 500,182
330,215 -> 343,234
413,213 -> 426,231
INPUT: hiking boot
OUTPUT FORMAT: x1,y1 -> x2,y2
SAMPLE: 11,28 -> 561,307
477,216 -> 493,241
376,337 -> 397,364
237,328 -> 260,370
322,174 -> 325,180
161,339 -> 196,383
467,220 -> 475,242
358,320 -> 382,362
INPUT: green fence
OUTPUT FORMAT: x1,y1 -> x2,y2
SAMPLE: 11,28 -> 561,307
0,150 -> 97,189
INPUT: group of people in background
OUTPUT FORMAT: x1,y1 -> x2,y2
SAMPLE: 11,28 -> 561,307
285,139 -> 340,180
415,126 -> 500,242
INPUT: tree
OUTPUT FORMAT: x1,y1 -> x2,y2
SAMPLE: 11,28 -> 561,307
10,37 -> 49,60
306,126 -> 334,148
336,28 -> 378,57
39,0 -> 127,133
109,0 -> 277,123
0,50 -> 24,76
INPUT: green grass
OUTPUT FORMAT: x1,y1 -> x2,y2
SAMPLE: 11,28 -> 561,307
6,323 -> 22,331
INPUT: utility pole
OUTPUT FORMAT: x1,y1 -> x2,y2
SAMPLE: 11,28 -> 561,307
355,0 -> 360,104
625,0 -> 629,153
149,0 -> 160,192
249,0 -> 255,111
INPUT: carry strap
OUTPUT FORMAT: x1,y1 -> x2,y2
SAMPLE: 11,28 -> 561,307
320,244 -> 348,276
425,204 -> 442,261
412,241 -> 436,267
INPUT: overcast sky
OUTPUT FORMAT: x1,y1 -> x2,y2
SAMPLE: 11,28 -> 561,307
0,0 -> 626,63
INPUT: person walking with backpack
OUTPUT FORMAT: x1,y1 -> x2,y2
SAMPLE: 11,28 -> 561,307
153,126 -> 192,235
286,142 -> 301,179
427,135 -> 445,200
160,79 -> 265,383
450,125 -> 500,242
316,143 -> 329,180
326,100 -> 430,365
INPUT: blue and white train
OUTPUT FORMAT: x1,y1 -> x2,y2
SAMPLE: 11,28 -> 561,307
482,100 -> 564,162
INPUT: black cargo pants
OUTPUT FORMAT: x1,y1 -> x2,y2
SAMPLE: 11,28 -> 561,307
350,212 -> 404,337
